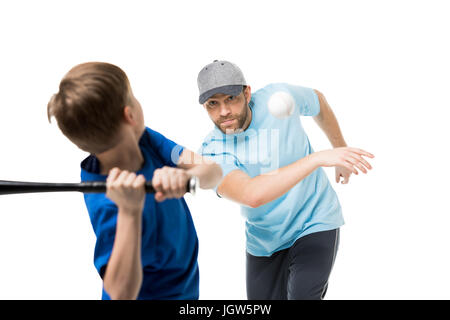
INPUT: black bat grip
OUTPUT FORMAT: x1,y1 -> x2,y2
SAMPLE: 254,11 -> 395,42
78,181 -> 156,193
80,177 -> 198,194
0,177 -> 198,195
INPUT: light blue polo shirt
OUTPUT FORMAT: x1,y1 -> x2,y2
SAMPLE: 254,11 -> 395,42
199,83 -> 344,257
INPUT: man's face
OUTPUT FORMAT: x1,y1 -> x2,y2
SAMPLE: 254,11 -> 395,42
203,86 -> 251,134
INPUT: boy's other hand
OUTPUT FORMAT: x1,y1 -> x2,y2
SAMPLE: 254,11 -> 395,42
152,166 -> 191,202
106,168 -> 146,214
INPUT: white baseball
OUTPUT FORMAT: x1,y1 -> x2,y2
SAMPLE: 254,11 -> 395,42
267,91 -> 295,119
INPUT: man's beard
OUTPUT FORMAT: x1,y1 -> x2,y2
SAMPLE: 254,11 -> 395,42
215,98 -> 249,134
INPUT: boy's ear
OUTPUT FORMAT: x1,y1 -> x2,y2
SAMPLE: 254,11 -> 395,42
123,105 -> 135,124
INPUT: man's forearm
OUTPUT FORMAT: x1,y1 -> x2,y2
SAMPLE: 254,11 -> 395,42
313,90 -> 347,148
219,154 -> 319,208
248,155 -> 319,207
178,149 -> 223,189
186,162 -> 222,189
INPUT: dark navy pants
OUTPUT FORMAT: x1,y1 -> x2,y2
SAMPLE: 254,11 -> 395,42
246,229 -> 340,300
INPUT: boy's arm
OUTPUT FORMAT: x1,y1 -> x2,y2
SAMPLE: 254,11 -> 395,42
103,168 -> 146,300
217,147 -> 373,208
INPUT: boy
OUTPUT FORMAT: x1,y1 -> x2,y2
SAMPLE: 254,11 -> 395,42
47,62 -> 222,300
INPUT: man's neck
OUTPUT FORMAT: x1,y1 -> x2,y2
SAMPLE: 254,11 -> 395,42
242,104 -> 252,131
96,129 -> 144,175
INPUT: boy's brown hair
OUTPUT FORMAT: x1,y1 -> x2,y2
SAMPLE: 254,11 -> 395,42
47,62 -> 131,154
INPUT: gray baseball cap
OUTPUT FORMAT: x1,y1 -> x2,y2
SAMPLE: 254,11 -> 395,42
197,60 -> 247,104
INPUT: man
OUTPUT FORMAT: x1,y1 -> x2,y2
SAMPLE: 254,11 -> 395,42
197,60 -> 374,300
47,62 -> 222,299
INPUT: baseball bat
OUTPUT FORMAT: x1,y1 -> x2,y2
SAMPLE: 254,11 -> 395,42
0,177 -> 198,196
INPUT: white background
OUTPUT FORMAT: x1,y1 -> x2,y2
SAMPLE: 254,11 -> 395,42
0,0 -> 449,299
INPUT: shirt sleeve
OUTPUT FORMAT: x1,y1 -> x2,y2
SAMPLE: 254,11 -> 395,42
207,153 -> 241,178
283,83 -> 321,117
198,144 -> 241,194
146,128 -> 184,167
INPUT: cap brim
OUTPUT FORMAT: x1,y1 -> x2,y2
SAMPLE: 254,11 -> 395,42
199,85 -> 243,104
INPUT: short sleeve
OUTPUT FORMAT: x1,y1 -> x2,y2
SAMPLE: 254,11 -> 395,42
283,83 -> 321,117
146,128 -> 184,167
89,203 -> 118,278
198,144 -> 241,193
205,153 -> 241,178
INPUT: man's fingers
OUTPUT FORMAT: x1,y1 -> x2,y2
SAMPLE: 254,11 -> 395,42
344,151 -> 373,173
350,153 -> 372,170
350,148 -> 375,158
345,156 -> 368,174
344,162 -> 358,175
338,159 -> 355,174
342,175 -> 350,184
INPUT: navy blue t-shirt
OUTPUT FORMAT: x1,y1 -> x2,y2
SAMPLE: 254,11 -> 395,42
80,127 -> 199,300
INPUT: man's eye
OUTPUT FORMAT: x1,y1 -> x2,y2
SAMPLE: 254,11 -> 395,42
227,96 -> 235,101
208,101 -> 217,107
